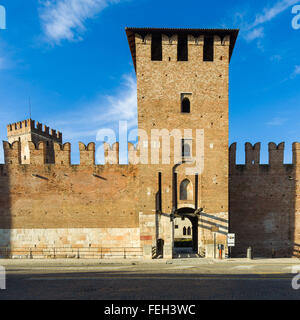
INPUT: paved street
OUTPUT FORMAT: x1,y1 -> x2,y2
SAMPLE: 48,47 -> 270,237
1,258 -> 300,300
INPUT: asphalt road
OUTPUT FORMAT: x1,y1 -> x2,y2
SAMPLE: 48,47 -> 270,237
1,259 -> 300,300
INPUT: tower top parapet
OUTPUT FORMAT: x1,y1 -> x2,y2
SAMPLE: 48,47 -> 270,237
7,119 -> 62,143
125,27 -> 239,70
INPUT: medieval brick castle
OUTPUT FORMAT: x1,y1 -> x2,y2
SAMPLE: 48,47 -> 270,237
0,28 -> 299,259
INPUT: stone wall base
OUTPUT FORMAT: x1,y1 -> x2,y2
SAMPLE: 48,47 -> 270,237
0,228 -> 141,259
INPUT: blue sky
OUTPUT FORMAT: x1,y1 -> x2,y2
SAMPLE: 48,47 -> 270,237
0,0 -> 299,164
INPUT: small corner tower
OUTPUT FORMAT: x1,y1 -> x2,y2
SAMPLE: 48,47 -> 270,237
6,119 -> 62,164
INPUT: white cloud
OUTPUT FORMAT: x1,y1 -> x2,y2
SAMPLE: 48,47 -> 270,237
50,73 -> 137,164
244,27 -> 264,41
293,65 -> 300,75
250,0 -> 299,28
232,0 -> 298,43
98,74 -> 137,128
39,0 -> 121,44
266,117 -> 288,126
291,65 -> 300,78
50,73 -> 137,141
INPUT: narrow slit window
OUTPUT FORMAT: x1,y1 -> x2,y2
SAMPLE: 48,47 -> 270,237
151,33 -> 162,61
181,97 -> 190,113
177,34 -> 188,61
203,36 -> 214,61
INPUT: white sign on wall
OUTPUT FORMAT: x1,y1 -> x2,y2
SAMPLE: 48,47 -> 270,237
227,233 -> 235,247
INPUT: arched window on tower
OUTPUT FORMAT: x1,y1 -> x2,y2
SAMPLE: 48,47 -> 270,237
180,179 -> 193,201
183,226 -> 187,236
181,97 -> 190,113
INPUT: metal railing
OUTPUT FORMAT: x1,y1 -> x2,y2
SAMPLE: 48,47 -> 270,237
0,247 -> 143,259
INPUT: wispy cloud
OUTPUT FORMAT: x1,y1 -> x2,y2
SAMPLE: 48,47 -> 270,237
51,73 -> 137,141
39,0 -> 122,44
266,117 -> 288,126
45,73 -> 137,164
232,0 -> 298,43
0,56 -> 6,70
0,42 -> 14,71
249,0 -> 298,29
270,54 -> 282,62
291,65 -> 300,78
244,27 -> 264,42
96,74 -> 137,129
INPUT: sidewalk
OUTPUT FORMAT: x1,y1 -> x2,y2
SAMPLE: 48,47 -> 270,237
1,257 -> 299,268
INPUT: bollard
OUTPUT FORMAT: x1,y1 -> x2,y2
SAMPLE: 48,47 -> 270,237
217,244 -> 224,259
272,248 -> 275,258
247,246 -> 253,259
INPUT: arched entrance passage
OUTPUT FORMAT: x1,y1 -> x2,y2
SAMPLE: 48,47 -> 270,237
174,207 -> 198,254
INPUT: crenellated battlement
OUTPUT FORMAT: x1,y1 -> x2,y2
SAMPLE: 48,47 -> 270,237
230,142 -> 300,173
79,142 -> 95,165
3,140 -> 300,168
54,142 -> 71,165
134,32 -> 231,63
104,142 -> 119,164
28,141 -> 46,165
1,140 -> 141,166
7,119 -> 62,143
3,141 -> 21,165
126,28 -> 238,70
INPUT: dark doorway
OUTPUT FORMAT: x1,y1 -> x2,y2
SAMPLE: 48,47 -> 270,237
174,207 -> 198,254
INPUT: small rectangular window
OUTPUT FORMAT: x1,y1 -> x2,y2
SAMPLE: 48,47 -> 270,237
182,139 -> 192,158
203,36 -> 214,61
151,33 -> 162,61
177,34 -> 188,61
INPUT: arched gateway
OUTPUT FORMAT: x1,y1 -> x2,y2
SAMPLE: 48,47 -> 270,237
174,207 -> 199,255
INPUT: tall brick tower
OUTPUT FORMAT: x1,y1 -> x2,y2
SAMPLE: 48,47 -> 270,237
7,119 -> 62,164
126,28 -> 239,258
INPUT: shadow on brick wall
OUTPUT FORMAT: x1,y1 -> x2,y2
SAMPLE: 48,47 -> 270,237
0,163 -> 11,258
229,142 -> 299,258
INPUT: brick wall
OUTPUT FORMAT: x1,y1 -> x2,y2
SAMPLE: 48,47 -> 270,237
229,142 -> 300,258
0,142 -> 140,250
